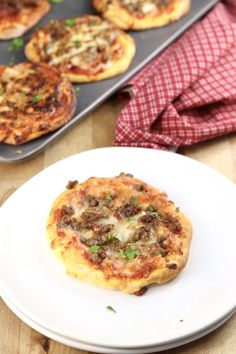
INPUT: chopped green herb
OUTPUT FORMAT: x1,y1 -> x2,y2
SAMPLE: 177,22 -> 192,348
127,216 -> 135,222
49,0 -> 64,3
106,305 -> 116,313
104,194 -> 112,202
107,234 -> 113,241
8,38 -> 24,52
90,244 -> 100,253
32,93 -> 42,103
15,150 -> 23,154
73,40 -> 81,48
0,87 -> 3,95
147,206 -> 154,212
114,232 -> 122,241
65,18 -> 76,27
118,249 -> 126,259
118,248 -> 140,260
126,249 -> 140,260
150,212 -> 158,218
130,196 -> 137,204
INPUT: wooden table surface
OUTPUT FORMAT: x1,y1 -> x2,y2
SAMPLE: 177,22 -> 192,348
0,97 -> 236,354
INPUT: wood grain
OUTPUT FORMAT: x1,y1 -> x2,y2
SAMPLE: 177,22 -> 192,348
0,97 -> 235,354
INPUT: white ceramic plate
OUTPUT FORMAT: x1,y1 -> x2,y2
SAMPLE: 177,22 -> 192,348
0,147 -> 236,349
1,291 -> 235,354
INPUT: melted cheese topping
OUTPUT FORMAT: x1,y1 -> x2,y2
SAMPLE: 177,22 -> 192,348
35,16 -> 123,74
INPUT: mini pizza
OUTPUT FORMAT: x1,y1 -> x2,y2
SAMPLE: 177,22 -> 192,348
47,173 -> 192,294
0,63 -> 76,145
25,15 -> 136,83
0,0 -> 50,40
93,0 -> 191,30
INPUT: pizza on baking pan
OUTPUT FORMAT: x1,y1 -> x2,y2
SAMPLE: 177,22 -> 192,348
0,63 -> 76,145
0,0 -> 50,40
93,0 -> 191,30
46,173 -> 192,294
25,15 -> 136,83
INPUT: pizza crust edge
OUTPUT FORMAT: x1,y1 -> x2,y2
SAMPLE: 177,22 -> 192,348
0,0 -> 50,40
93,0 -> 191,30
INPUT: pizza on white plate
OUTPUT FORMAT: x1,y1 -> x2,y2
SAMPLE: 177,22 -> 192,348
0,0 -> 50,40
25,15 -> 136,83
93,0 -> 191,30
46,173 -> 192,295
0,63 -> 76,145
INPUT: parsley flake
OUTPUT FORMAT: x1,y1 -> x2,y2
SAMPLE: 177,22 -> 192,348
90,244 -> 100,253
8,38 -> 24,52
130,196 -> 137,204
65,18 -> 76,27
32,94 -> 42,103
73,40 -> 81,48
118,249 -> 126,259
104,194 -> 112,202
15,149 -> 23,154
147,206 -> 158,217
106,305 -> 116,313
118,248 -> 140,260
126,249 -> 140,260
147,206 -> 154,212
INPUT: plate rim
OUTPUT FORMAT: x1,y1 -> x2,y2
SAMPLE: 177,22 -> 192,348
0,146 -> 236,349
1,290 -> 235,353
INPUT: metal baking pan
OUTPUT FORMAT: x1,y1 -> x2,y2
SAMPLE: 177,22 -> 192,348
0,0 -> 218,163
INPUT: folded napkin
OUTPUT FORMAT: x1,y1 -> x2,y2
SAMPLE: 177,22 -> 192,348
115,1 -> 236,150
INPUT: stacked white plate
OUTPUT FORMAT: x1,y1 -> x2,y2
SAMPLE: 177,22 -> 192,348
1,147 -> 236,353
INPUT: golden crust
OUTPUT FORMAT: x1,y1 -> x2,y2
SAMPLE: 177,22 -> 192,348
0,63 -> 76,145
0,0 -> 50,40
46,174 -> 192,294
93,0 -> 191,30
25,15 -> 136,83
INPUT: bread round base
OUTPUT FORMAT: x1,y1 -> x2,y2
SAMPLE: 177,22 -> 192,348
93,0 -> 191,30
47,174 -> 192,294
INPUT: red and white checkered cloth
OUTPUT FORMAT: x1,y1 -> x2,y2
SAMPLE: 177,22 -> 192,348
114,0 -> 236,150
